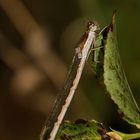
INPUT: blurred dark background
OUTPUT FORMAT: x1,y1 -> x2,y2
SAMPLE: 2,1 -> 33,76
0,0 -> 140,140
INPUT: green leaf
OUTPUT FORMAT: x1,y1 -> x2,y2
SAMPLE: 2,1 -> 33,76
55,119 -> 140,140
55,119 -> 110,140
89,13 -> 140,127
108,129 -> 140,140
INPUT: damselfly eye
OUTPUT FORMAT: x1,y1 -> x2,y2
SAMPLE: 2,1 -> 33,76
87,21 -> 100,31
87,21 -> 95,29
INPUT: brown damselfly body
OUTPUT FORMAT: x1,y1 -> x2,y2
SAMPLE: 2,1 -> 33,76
40,21 -> 99,140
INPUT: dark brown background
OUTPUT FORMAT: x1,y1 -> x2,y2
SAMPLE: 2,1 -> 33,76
0,0 -> 140,139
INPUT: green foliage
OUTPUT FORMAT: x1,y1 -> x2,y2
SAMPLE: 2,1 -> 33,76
56,119 -> 109,140
108,129 -> 140,140
89,13 -> 140,126
56,119 -> 140,140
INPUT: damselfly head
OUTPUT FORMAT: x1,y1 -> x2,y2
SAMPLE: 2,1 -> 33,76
87,21 -> 100,32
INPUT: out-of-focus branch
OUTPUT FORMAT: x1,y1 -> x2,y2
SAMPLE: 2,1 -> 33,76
0,0 -> 67,88
0,33 -> 45,93
0,33 -> 57,114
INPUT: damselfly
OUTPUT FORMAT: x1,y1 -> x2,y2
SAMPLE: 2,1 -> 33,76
40,21 -> 99,140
